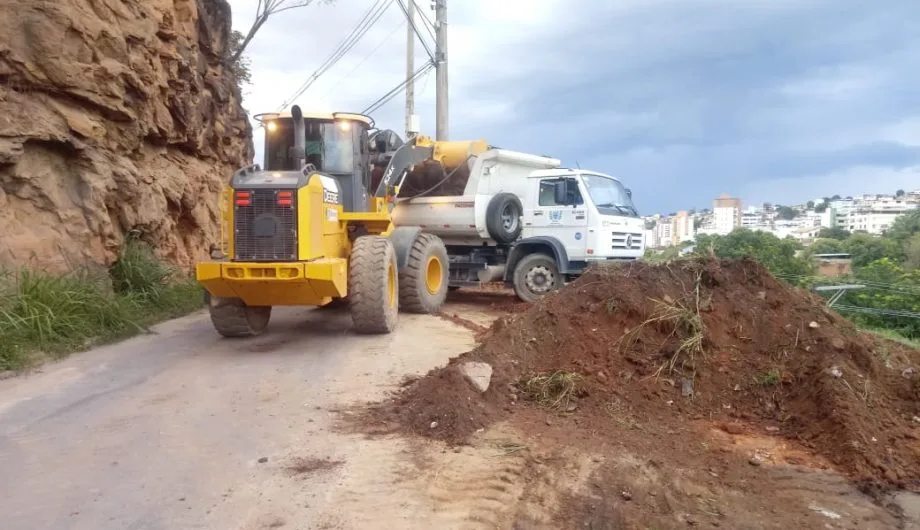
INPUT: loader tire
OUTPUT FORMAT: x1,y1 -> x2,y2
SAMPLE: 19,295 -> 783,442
486,192 -> 523,244
399,232 -> 449,314
348,235 -> 399,334
208,296 -> 272,338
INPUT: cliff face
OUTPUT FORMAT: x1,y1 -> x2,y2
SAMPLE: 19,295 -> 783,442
0,0 -> 253,271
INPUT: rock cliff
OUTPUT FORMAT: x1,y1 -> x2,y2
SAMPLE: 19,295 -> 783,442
0,0 -> 253,271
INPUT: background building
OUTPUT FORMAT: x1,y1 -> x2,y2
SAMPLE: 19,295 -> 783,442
713,193 -> 742,235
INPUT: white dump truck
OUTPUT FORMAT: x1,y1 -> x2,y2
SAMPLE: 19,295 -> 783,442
376,137 -> 645,302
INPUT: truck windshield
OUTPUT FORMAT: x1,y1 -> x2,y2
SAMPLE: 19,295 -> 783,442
581,174 -> 639,217
264,118 -> 354,173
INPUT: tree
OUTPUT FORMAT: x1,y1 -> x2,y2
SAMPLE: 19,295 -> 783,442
808,238 -> 844,256
775,205 -> 798,220
229,0 -> 334,64
814,201 -> 828,213
905,233 -> 920,270
896,189 -> 906,197
228,30 -> 252,88
831,194 -> 842,200
806,200 -> 815,209
818,226 -> 850,240
693,229 -> 813,278
841,232 -> 903,269
885,209 -> 920,246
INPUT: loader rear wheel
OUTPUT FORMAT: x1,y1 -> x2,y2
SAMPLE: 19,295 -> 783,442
399,232 -> 449,314
208,296 -> 272,337
349,235 -> 399,334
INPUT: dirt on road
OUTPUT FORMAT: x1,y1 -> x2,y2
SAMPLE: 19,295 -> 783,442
357,259 -> 920,529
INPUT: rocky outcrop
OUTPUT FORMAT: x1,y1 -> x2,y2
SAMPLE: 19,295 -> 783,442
0,0 -> 253,271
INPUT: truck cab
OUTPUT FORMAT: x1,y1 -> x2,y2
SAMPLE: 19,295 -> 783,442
523,169 -> 644,262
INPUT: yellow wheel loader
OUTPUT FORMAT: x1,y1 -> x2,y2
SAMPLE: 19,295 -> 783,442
195,105 -> 466,337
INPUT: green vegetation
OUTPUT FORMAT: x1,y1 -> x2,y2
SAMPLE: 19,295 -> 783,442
694,229 -> 814,277
0,237 -> 205,371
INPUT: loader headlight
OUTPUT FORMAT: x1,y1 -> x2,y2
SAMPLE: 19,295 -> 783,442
266,121 -> 278,132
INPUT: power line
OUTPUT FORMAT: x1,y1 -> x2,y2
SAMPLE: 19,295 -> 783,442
363,61 -> 434,115
410,0 -> 437,40
275,0 -> 394,112
394,0 -> 435,61
318,20 -> 405,101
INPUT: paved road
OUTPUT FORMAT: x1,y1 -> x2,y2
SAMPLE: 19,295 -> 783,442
0,305 -> 481,530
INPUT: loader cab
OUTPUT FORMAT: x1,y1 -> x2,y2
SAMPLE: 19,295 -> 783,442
257,110 -> 377,213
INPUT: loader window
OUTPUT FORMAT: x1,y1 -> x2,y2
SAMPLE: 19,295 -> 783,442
263,118 -> 356,174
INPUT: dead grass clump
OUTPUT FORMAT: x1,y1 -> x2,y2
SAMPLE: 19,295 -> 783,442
519,370 -> 583,410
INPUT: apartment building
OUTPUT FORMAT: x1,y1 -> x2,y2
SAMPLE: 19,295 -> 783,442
713,193 -> 742,235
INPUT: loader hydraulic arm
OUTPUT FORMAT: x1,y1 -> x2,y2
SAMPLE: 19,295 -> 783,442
373,141 -> 435,198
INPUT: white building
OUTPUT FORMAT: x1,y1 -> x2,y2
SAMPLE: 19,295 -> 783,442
672,210 -> 696,243
656,220 -> 673,247
713,194 -> 742,235
824,196 -> 919,235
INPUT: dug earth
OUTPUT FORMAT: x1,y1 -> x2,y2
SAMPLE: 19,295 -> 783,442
0,0 -> 252,271
356,258 -> 920,529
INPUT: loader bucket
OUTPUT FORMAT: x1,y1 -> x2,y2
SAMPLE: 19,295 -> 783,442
399,139 -> 487,198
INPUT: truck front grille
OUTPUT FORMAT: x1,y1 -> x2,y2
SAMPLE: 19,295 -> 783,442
611,232 -> 643,250
233,189 -> 297,261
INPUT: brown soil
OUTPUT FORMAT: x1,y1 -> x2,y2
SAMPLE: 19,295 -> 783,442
284,456 -> 344,477
364,258 -> 920,501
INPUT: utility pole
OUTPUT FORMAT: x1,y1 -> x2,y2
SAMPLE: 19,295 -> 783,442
405,0 -> 415,138
434,0 -> 448,140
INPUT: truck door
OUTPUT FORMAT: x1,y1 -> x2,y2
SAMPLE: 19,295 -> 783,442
525,177 -> 589,260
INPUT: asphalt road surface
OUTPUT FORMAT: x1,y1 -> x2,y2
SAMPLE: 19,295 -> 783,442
0,305 -> 487,530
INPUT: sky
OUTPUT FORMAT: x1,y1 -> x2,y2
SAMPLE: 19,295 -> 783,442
226,0 -> 920,215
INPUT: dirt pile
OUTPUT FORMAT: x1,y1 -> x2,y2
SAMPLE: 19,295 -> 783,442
0,0 -> 252,270
374,258 -> 920,490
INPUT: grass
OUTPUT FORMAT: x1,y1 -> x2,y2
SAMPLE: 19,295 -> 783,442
519,370 -> 583,411
758,368 -> 781,386
620,288 -> 706,379
0,237 -> 205,371
863,327 -> 920,349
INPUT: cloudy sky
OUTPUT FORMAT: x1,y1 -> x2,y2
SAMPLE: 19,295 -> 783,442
226,0 -> 920,214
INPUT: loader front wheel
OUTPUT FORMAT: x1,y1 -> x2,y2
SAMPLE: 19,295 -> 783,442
208,296 -> 272,338
349,235 -> 399,334
399,232 -> 449,314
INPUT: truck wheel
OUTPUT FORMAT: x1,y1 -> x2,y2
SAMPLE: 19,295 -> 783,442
512,253 -> 560,303
208,296 -> 272,337
399,232 -> 449,314
486,193 -> 523,244
349,235 -> 399,334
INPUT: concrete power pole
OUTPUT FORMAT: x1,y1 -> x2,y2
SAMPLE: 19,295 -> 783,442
405,0 -> 415,139
434,0 -> 448,140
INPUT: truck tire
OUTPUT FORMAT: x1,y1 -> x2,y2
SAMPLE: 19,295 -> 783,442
349,235 -> 399,334
399,232 -> 449,314
208,296 -> 272,337
512,252 -> 560,303
486,193 -> 523,244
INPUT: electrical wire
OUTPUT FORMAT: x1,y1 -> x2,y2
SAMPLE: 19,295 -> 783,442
410,0 -> 437,40
362,60 -> 434,115
275,0 -> 394,112
394,0 -> 435,61
318,20 -> 405,101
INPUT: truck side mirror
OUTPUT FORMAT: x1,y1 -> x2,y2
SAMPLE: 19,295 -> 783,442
554,181 -> 568,205
626,188 -> 632,198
